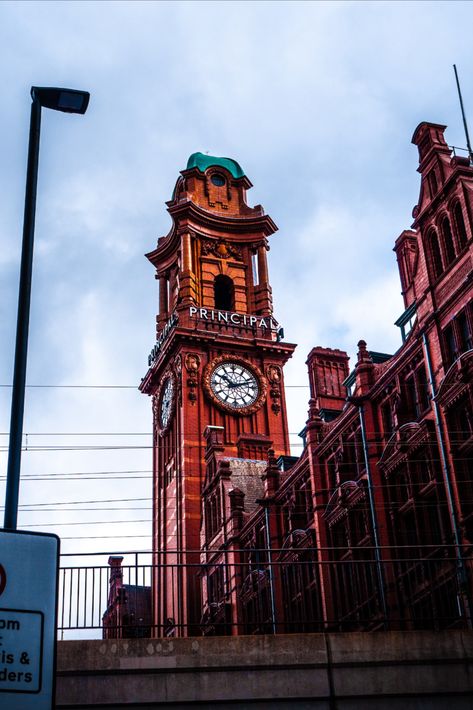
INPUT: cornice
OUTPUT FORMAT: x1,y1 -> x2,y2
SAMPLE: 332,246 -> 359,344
139,325 -> 297,393
145,199 -> 278,268
167,199 -> 278,237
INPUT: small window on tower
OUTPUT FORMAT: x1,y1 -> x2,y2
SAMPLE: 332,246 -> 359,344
454,201 -> 468,249
427,228 -> 443,280
252,252 -> 259,285
214,274 -> 235,311
441,215 -> 456,265
428,170 -> 438,197
211,173 -> 226,187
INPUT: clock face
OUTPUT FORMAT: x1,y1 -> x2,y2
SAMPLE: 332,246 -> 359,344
211,362 -> 259,409
159,376 -> 175,430
203,356 -> 267,416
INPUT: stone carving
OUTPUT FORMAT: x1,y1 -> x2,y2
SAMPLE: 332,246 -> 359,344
267,364 -> 282,414
201,239 -> 243,261
185,353 -> 201,403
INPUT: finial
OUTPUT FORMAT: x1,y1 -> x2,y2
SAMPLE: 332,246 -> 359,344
267,448 -> 277,467
357,340 -> 373,365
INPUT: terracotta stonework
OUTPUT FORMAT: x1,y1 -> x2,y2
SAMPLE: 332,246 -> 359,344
141,127 -> 473,636
140,154 -> 295,635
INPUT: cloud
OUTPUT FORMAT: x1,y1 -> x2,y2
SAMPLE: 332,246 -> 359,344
1,0 -> 472,552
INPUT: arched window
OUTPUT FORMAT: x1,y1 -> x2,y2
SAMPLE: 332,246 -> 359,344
214,274 -> 235,311
454,201 -> 468,249
427,228 -> 443,280
441,215 -> 456,265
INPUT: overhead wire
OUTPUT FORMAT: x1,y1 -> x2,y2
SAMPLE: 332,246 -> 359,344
0,383 -> 311,389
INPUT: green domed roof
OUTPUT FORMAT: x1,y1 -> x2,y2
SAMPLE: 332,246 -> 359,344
186,152 -> 245,179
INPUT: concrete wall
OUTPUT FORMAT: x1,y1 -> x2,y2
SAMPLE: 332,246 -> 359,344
56,631 -> 473,709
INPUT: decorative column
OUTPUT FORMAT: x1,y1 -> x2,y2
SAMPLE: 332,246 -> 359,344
257,242 -> 269,285
180,231 -> 197,304
182,232 -> 192,272
254,240 -> 273,315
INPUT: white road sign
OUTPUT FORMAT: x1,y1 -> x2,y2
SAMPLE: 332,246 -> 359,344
0,529 -> 59,709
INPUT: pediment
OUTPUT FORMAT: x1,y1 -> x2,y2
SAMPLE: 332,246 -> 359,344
324,480 -> 365,526
378,420 -> 430,473
436,349 -> 473,407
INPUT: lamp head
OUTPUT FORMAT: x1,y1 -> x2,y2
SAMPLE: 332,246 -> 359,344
31,87 -> 90,114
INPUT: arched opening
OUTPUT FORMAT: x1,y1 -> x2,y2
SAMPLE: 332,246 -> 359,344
454,201 -> 468,249
214,274 -> 235,311
427,228 -> 443,280
441,215 -> 456,265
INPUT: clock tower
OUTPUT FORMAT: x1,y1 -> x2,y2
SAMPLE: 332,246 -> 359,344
140,153 -> 296,635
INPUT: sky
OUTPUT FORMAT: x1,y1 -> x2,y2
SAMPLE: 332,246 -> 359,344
1,0 -> 473,560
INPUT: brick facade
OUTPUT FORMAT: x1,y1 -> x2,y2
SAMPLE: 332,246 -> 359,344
142,127 -> 473,635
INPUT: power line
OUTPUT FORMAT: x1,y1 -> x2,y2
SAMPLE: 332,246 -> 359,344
25,519 -> 151,528
1,434 -> 101,440
0,384 -> 138,389
0,469 -> 152,480
60,534 -> 152,540
0,383 -> 310,389
0,445 -> 153,452
1,475 -> 152,481
18,506 -> 153,512
8,482 -> 473,518
15,496 -> 152,507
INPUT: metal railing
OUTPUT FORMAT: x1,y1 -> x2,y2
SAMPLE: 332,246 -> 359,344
58,546 -> 473,639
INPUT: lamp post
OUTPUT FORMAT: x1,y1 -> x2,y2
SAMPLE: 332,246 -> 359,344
4,87 -> 90,530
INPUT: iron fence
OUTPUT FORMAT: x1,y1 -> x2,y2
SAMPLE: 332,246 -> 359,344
58,546 -> 473,639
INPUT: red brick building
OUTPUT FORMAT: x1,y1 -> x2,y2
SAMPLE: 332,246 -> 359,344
140,152 -> 295,634
141,124 -> 473,635
102,556 -> 151,638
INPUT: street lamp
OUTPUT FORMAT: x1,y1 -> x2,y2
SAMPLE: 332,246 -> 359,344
3,86 -> 90,530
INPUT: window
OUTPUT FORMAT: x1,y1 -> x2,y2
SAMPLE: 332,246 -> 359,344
428,170 -> 438,197
208,566 -> 225,604
331,518 -> 349,553
351,508 -> 368,545
205,492 -> 222,542
340,429 -> 364,480
210,173 -> 226,187
327,456 -> 338,491
442,305 -> 473,366
165,462 -> 175,487
419,134 -> 431,159
412,455 -> 434,490
457,311 -> 473,353
252,252 -> 259,286
395,467 -> 411,507
441,215 -> 456,265
291,478 -> 313,530
380,398 -> 394,440
447,396 -> 473,448
214,274 -> 235,311
401,363 -> 430,421
443,324 -> 457,366
454,201 -> 468,249
416,365 -> 430,412
427,228 -> 443,280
